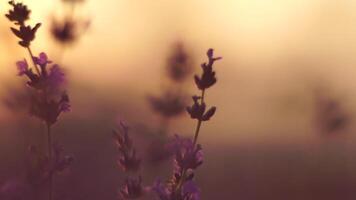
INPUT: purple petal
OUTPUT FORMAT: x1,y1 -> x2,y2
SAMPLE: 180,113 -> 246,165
16,59 -> 28,76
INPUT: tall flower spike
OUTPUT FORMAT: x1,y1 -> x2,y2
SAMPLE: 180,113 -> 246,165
113,122 -> 141,172
119,176 -> 145,199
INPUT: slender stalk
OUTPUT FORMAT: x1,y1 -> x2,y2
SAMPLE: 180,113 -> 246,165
176,89 -> 206,193
47,124 -> 53,200
26,47 -> 41,75
193,89 -> 205,146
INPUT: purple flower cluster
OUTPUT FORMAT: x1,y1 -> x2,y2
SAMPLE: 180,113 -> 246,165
151,136 -> 202,200
113,121 -> 141,172
5,2 -> 72,200
113,121 -> 145,199
26,145 -> 73,186
16,52 -> 69,126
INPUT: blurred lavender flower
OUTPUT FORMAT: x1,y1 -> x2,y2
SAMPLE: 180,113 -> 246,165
16,52 -> 69,126
18,52 -> 66,93
113,122 -> 141,172
314,90 -> 349,135
148,92 -> 187,118
146,43 -> 194,163
0,178 -> 31,200
51,18 -> 89,45
166,43 -> 193,83
151,179 -> 200,200
113,121 -> 145,199
152,49 -> 221,200
119,176 -> 145,199
50,0 -> 89,46
169,135 -> 203,173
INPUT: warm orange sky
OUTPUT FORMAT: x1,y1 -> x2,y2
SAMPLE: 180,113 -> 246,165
2,0 -> 356,144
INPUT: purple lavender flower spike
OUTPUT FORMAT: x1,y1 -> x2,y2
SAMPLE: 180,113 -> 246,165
170,135 -> 203,172
182,180 -> 200,200
151,179 -> 170,200
33,52 -> 52,67
119,176 -> 145,199
16,59 -> 28,76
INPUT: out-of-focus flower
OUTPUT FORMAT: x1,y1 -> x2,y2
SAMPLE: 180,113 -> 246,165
148,92 -> 187,118
194,49 -> 221,90
151,179 -> 200,200
30,93 -> 70,126
16,59 -> 29,76
33,52 -> 52,67
182,181 -> 200,200
119,176 -> 145,199
52,144 -> 74,173
186,96 -> 216,121
51,18 -> 89,45
166,43 -> 193,83
314,91 -> 349,134
169,135 -> 203,173
5,0 -> 30,25
113,122 -> 141,172
17,52 -> 66,93
0,178 -> 30,200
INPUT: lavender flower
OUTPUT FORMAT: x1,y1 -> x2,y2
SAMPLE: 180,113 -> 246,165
151,179 -> 200,200
113,122 -> 141,172
6,3 -> 72,200
52,144 -> 74,173
148,92 -> 187,118
119,176 -> 145,199
169,135 -> 203,173
194,49 -> 221,90
10,24 -> 41,47
186,96 -> 216,121
166,43 -> 193,83
30,93 -> 70,126
152,49 -> 221,200
113,121 -> 146,199
33,52 -> 52,67
16,59 -> 29,76
18,52 -> 66,93
5,0 -> 30,25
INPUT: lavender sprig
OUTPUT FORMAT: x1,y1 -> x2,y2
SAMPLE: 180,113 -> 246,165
152,49 -> 221,200
113,121 -> 146,199
6,2 -> 71,200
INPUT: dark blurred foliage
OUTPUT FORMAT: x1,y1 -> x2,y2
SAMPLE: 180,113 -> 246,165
50,0 -> 90,46
314,89 -> 350,135
146,42 -> 195,164
2,85 -> 32,115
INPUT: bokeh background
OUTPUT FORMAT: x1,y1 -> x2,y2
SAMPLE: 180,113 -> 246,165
1,0 -> 356,199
